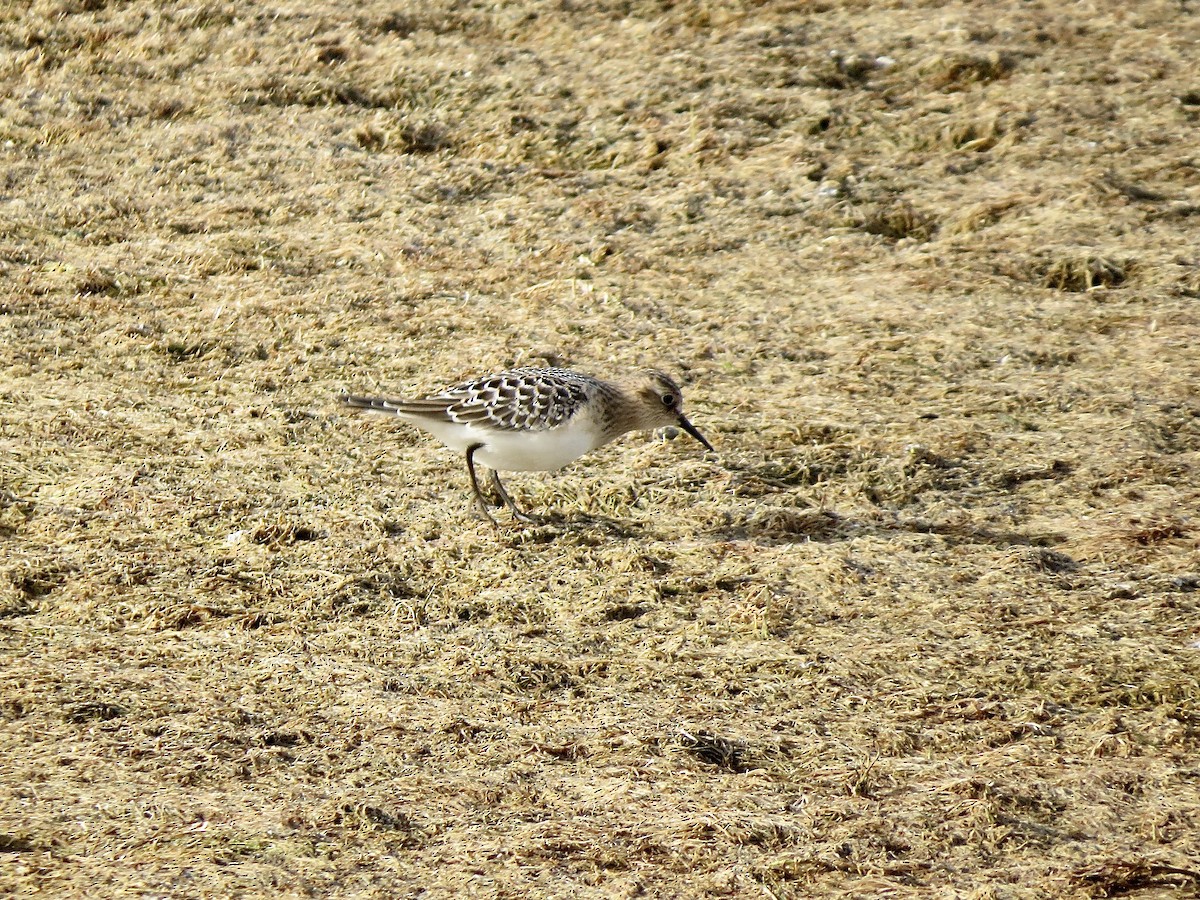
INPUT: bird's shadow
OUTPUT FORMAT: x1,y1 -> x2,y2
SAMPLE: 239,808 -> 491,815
715,507 -> 1068,552
489,501 -> 1066,558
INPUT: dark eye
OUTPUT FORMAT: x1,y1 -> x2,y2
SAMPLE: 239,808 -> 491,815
661,393 -> 676,407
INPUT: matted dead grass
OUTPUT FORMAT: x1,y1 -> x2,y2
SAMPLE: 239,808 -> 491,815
2,0 -> 1199,897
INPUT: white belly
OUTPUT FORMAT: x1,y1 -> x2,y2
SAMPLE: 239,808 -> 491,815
405,417 -> 604,472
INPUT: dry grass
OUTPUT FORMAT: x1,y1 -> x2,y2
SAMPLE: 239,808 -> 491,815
2,0 -> 1199,897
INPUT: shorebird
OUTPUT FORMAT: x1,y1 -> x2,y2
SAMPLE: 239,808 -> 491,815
343,366 -> 713,523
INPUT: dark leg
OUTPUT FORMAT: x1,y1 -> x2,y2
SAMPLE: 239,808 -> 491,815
465,444 -> 497,525
490,469 -> 540,524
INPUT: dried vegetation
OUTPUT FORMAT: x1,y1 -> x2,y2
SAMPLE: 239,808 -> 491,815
2,0 -> 1199,897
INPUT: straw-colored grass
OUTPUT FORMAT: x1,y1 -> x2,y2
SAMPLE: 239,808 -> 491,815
2,1 -> 1198,897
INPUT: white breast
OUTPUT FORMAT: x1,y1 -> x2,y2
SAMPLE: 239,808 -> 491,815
402,416 -> 606,472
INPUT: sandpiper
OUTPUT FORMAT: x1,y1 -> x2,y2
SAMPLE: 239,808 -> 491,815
343,366 -> 714,523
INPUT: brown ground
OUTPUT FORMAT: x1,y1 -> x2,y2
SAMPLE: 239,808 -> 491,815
2,1 -> 1200,897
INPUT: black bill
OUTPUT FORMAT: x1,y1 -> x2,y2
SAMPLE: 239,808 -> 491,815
677,414 -> 715,453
